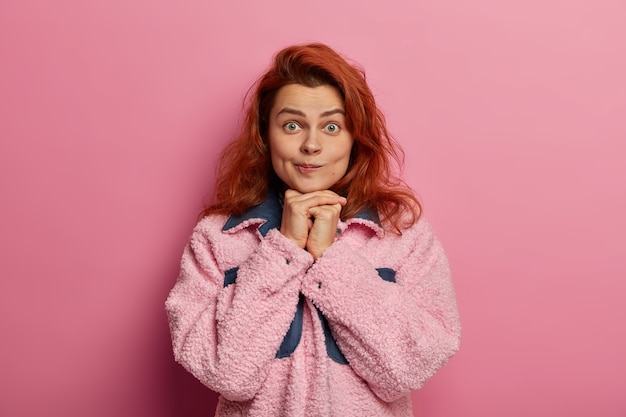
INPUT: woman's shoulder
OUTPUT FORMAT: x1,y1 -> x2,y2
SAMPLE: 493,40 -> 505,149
381,208 -> 435,237
191,213 -> 231,238
377,214 -> 444,258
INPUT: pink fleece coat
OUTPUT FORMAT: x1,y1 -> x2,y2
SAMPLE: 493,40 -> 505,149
166,194 -> 460,416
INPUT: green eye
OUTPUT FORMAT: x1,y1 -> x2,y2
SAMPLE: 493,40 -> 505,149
284,122 -> 299,131
325,123 -> 340,133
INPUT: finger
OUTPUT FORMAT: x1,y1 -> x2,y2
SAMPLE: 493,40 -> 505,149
284,189 -> 303,200
284,190 -> 347,210
308,203 -> 343,220
285,189 -> 346,202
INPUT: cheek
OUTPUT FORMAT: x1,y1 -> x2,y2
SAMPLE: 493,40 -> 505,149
268,134 -> 292,160
270,147 -> 289,167
332,156 -> 351,178
337,146 -> 353,177
341,142 -> 354,167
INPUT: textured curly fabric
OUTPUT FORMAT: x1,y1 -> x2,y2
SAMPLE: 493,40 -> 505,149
165,194 -> 460,416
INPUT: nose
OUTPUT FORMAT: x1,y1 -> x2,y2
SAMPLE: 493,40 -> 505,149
300,130 -> 321,154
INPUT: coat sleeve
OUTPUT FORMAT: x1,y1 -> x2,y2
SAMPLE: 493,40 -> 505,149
165,222 -> 314,402
300,219 -> 461,402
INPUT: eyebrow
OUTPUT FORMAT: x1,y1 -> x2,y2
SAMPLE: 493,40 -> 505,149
275,108 -> 345,118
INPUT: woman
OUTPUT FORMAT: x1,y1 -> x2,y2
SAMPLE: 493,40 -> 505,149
166,43 -> 460,416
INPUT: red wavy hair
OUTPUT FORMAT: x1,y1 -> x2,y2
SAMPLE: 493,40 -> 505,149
202,43 -> 421,233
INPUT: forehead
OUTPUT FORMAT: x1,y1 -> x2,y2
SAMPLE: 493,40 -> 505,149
271,84 -> 344,115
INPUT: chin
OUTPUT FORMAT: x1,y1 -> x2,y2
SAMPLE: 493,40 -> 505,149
292,184 -> 327,194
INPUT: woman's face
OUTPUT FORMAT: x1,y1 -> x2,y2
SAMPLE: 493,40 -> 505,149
267,83 -> 354,194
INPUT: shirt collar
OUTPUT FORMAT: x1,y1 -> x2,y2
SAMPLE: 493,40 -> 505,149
222,189 -> 383,237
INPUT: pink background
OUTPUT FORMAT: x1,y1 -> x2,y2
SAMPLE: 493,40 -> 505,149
1,0 -> 625,416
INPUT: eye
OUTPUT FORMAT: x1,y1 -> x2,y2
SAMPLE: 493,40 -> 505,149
324,123 -> 340,134
283,122 -> 301,132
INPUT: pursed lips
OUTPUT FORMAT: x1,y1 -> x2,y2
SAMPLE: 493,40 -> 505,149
295,163 -> 323,173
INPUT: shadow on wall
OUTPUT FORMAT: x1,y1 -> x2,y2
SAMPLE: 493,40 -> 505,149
166,348 -> 219,416
158,279 -> 218,415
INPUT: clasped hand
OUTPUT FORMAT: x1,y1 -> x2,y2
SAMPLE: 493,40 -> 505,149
280,189 -> 347,260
